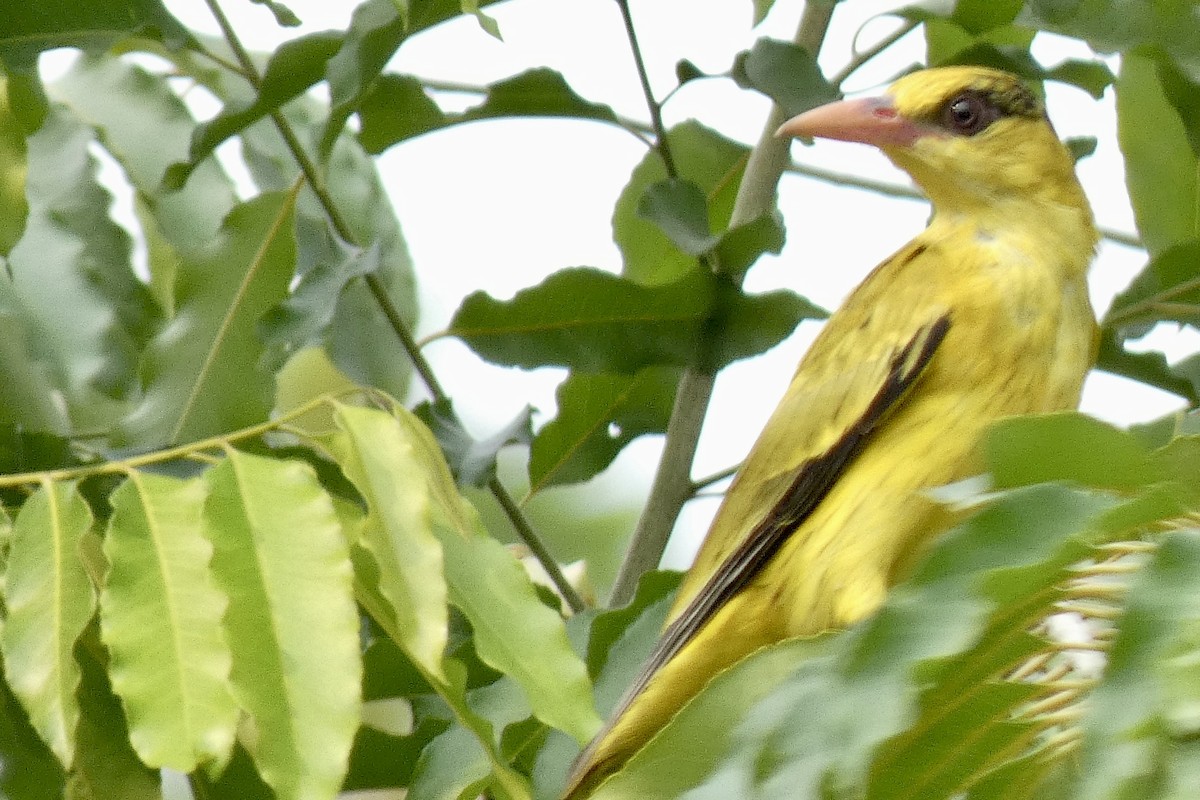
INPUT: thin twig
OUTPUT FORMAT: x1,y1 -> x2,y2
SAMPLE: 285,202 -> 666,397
830,19 -> 919,88
614,0 -> 677,176
201,0 -> 585,613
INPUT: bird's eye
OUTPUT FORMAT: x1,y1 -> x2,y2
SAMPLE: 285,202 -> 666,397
942,93 -> 995,136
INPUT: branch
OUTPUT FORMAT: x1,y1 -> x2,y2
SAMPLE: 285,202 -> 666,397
614,0 -> 678,176
201,0 -> 586,614
607,0 -> 838,607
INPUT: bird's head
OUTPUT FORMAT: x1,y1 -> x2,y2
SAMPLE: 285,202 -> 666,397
778,66 -> 1090,220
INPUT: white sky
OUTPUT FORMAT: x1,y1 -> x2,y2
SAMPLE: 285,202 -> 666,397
74,0 -> 1197,567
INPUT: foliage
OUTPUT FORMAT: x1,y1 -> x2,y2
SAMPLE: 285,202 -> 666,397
0,1 -> 1196,800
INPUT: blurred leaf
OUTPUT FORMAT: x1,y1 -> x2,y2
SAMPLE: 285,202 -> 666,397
164,32 -> 343,190
614,121 -> 750,285
1094,328 -> 1198,404
731,38 -> 839,117
713,210 -> 787,281
0,668 -> 65,800
952,0 -> 1023,34
1105,240 -> 1200,333
449,266 -> 715,373
1,481 -> 95,766
120,191 -> 298,447
51,53 -> 239,265
1046,59 -> 1116,99
100,472 -> 238,771
7,106 -> 160,425
529,367 -> 678,494
253,0 -> 302,27
243,96 -> 416,399
417,399 -> 534,488
1065,135 -> 1098,162
1117,50 -> 1199,257
1076,529 -> 1200,799
985,412 -> 1163,491
0,0 -> 191,72
675,59 -> 707,86
0,285 -> 69,434
629,485 -> 1117,799
1020,1 -> 1200,70
70,647 -> 161,800
1154,52 -> 1200,156
205,451 -> 361,800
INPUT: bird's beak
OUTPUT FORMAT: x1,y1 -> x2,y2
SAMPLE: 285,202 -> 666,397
776,97 -> 926,148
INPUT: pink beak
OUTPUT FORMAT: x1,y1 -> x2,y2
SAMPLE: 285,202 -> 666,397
776,97 -> 925,148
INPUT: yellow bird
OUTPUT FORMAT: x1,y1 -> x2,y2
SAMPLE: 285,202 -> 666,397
563,66 -> 1098,798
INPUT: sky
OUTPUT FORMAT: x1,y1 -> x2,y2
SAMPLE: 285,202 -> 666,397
83,0 -> 1196,567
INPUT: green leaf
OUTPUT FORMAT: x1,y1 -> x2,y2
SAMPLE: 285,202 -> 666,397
529,368 -> 678,494
1,481 -> 96,766
985,412 -> 1164,491
417,399 -> 534,488
952,0 -> 1023,34
380,404 -> 601,743
100,471 -> 237,771
460,68 -> 618,126
205,451 -> 362,800
712,211 -> 787,281
704,284 -> 826,370
0,0 -> 191,72
164,32 -> 343,191
449,266 -> 716,373
330,403 -> 450,684
1020,1 -> 1200,70
636,179 -> 720,256
358,74 -> 449,153
1046,59 -> 1116,99
1076,529 -> 1200,799
614,121 -> 750,285
731,38 -> 839,118
51,54 -> 239,256
243,97 -> 416,399
1117,50 -> 1200,257
121,191 -> 298,447
6,106 -> 160,425
321,0 -> 503,152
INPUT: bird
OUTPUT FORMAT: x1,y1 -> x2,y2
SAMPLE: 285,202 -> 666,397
560,65 -> 1099,798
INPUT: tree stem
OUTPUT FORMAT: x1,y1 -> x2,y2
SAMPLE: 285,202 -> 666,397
608,0 -> 837,606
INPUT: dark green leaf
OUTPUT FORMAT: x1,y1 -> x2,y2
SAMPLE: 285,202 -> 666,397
1065,135 -> 1098,162
252,0 -> 302,27
0,0 -> 191,72
528,368 -> 678,493
952,0 -> 1023,34
449,266 -> 716,373
164,32 -> 344,190
614,121 -> 750,285
0,79 -> 28,255
731,38 -> 839,118
705,284 -> 826,370
358,74 -> 449,153
417,398 -> 534,487
986,412 -> 1164,491
460,68 -> 619,126
675,59 -> 707,86
1046,59 -> 1116,99
637,179 -> 720,256
0,664 -> 65,800
1020,1 -> 1200,69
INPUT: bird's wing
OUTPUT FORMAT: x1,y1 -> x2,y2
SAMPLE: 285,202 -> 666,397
623,313 -> 950,704
674,299 -> 951,614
